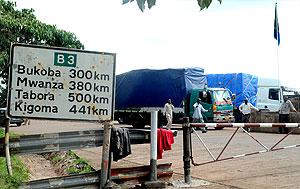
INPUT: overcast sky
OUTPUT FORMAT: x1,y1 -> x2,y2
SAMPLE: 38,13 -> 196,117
14,0 -> 300,88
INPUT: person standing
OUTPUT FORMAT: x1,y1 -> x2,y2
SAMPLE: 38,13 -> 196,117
231,94 -> 241,123
279,96 -> 297,122
239,99 -> 259,123
279,96 -> 297,133
192,98 -> 208,133
164,99 -> 174,130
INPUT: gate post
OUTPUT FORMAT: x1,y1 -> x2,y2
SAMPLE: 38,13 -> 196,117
100,121 -> 112,188
182,117 -> 191,184
150,110 -> 158,181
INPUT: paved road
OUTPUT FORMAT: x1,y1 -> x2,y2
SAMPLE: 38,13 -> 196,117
10,120 -> 300,189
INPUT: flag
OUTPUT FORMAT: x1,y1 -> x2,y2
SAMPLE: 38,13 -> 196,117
274,3 -> 280,46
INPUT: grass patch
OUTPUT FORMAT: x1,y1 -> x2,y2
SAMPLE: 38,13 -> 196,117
52,155 -> 63,163
66,150 -> 94,174
45,151 -> 95,175
0,156 -> 29,189
0,128 -> 29,189
0,128 -> 4,137
0,128 -> 20,138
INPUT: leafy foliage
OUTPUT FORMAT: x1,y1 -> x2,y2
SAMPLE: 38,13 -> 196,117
0,0 -> 84,107
198,0 -> 222,10
123,0 -> 222,12
0,128 -> 3,137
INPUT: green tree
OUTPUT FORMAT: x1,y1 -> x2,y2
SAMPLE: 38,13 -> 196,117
123,0 -> 222,12
0,0 -> 84,107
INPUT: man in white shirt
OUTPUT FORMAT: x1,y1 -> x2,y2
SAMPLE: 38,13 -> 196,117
278,96 -> 297,133
279,96 -> 297,122
193,98 -> 208,133
164,99 -> 174,130
239,99 -> 259,123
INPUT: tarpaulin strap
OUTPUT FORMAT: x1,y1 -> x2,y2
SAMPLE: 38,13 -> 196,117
221,74 -> 241,98
224,73 -> 237,90
242,74 -> 257,103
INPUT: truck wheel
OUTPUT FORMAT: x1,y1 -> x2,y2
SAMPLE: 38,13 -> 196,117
16,123 -> 21,126
132,121 -> 145,129
130,113 -> 146,129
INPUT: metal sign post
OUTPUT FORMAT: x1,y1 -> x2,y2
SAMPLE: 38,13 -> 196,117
182,117 -> 191,184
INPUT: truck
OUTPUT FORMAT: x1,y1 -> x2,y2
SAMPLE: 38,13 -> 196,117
114,68 -> 234,128
206,73 -> 286,122
256,77 -> 283,111
185,88 -> 234,123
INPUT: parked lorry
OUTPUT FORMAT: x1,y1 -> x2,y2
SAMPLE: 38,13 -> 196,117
256,77 -> 283,111
185,88 -> 234,123
206,73 -> 286,122
207,73 -> 259,107
114,68 -> 234,128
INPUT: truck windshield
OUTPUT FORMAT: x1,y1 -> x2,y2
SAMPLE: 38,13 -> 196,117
213,90 -> 231,105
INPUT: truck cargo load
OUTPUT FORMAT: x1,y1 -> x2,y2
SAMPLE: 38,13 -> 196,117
207,73 -> 258,107
116,68 -> 207,109
115,68 -> 207,128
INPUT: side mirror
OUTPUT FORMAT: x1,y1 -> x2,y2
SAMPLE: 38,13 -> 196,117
231,94 -> 236,100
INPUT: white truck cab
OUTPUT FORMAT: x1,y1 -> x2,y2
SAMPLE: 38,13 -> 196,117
256,78 -> 283,112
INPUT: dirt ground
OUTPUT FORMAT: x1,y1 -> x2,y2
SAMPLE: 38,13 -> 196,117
10,120 -> 300,188
20,154 -> 59,181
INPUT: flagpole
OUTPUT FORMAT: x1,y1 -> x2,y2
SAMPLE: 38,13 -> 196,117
277,33 -> 279,88
275,2 -> 280,88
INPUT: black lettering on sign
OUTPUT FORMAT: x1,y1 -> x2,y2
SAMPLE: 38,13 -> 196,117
68,93 -> 109,104
93,84 -> 109,92
17,65 -> 61,77
16,89 -> 55,101
69,69 -> 109,81
94,72 -> 109,81
15,101 -> 58,114
16,77 -> 64,89
69,105 -> 108,115
68,81 -> 109,92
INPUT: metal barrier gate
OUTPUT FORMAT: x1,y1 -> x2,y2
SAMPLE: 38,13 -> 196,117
181,118 -> 300,184
190,123 -> 300,166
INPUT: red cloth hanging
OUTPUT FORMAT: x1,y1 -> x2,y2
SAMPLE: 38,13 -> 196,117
157,128 -> 174,159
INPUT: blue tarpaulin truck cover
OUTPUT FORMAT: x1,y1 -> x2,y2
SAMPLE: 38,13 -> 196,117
207,73 -> 258,107
116,68 -> 207,109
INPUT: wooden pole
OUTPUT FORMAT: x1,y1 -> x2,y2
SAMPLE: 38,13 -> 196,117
100,121 -> 112,188
5,117 -> 12,176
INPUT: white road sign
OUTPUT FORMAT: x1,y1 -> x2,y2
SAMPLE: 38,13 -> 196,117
8,44 -> 116,121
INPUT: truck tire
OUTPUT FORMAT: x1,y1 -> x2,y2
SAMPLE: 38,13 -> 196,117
132,121 -> 145,129
130,113 -> 146,129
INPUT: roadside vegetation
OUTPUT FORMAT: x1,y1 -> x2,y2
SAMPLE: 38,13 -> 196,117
0,0 -> 84,107
66,150 -> 94,174
1,128 -> 94,188
0,128 -> 29,189
45,150 -> 95,175
0,0 -> 85,185
124,0 -> 222,12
